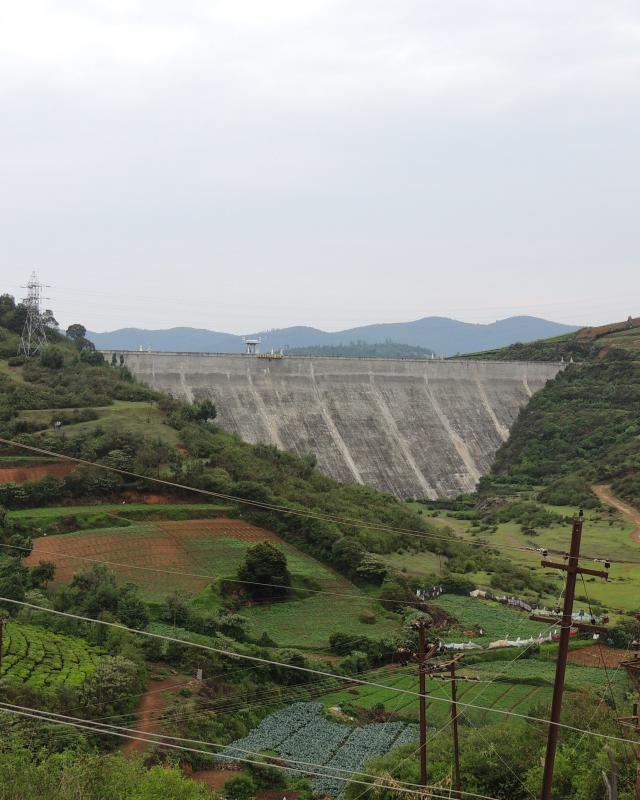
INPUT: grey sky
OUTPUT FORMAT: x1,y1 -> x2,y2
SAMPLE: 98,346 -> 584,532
1,1 -> 639,332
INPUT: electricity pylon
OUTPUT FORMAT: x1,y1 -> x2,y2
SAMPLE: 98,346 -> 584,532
18,271 -> 50,356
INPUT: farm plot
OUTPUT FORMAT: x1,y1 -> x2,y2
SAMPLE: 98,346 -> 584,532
319,656 -> 629,728
0,622 -> 102,690
28,519 -> 398,648
218,702 -> 418,797
430,594 -> 552,643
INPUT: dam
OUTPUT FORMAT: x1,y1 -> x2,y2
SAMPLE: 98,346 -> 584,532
113,352 -> 563,499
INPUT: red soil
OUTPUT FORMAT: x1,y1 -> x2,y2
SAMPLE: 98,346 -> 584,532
25,518 -> 284,595
0,463 -> 76,483
190,769 -> 241,790
567,645 -> 629,669
122,678 -> 187,755
121,490 -> 185,504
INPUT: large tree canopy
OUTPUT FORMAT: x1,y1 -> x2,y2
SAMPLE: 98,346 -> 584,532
237,541 -> 291,599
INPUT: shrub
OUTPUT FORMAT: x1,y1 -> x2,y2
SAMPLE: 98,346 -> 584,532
39,346 -> 64,369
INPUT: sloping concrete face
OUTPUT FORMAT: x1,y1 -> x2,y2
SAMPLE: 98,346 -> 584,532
112,353 -> 563,499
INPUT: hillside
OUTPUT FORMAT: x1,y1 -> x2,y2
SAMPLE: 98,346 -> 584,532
465,314 -> 640,362
286,340 -> 436,358
421,322 -> 640,619
87,315 -> 579,357
1,293 -> 639,800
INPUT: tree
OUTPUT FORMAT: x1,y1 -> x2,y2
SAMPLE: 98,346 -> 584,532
192,398 -> 217,422
340,650 -> 370,674
237,541 -> 291,599
162,592 -> 191,627
65,323 -> 86,342
224,774 -> 256,800
80,655 -> 141,715
331,537 -> 365,575
117,587 -> 149,630
31,560 -> 55,588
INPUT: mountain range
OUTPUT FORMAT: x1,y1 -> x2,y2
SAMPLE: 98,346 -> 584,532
87,315 -> 580,358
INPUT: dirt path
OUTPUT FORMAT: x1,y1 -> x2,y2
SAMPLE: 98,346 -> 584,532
121,678 -> 186,755
592,484 -> 640,544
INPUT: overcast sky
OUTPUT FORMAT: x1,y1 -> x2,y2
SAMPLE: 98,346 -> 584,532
1,1 -> 639,333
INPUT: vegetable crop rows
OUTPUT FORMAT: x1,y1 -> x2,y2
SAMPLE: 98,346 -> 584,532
218,702 -> 418,797
1,622 -> 101,691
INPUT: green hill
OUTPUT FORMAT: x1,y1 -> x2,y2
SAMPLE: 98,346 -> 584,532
286,340 -> 436,358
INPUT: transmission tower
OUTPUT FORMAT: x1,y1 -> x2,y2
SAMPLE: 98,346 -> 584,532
18,272 -> 50,356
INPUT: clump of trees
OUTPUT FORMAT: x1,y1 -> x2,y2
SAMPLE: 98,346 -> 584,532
237,541 -> 291,599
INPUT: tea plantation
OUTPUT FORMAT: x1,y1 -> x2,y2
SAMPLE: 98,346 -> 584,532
0,622 -> 102,690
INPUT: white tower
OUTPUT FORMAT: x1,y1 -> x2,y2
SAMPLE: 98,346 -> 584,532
243,337 -> 261,355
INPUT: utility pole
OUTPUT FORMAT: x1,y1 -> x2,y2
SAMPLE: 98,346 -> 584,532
618,626 -> 640,800
424,655 -> 464,798
0,616 -> 7,673
400,620 -> 465,793
532,512 -> 610,800
450,661 -> 462,798
416,621 -> 438,788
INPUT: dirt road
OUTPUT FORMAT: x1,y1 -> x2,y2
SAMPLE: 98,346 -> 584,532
121,678 -> 185,755
592,484 -> 640,545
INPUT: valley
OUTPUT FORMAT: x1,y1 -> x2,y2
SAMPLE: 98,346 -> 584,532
0,296 -> 639,799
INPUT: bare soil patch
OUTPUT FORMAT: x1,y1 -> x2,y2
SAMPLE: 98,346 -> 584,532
567,645 -> 629,669
121,490 -> 184,504
26,518 -> 285,595
0,463 -> 76,483
592,484 -> 640,544
122,678 -> 188,755
190,769 -> 241,790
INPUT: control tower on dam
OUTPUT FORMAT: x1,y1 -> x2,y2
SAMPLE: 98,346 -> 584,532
112,352 -> 564,499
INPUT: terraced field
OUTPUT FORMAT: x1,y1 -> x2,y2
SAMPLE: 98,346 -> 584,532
0,622 -> 102,691
28,519 -> 399,649
318,657 -> 629,728
430,594 -> 553,644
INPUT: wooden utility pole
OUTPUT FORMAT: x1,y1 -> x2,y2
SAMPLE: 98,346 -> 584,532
0,617 -> 7,673
617,703 -> 639,800
450,661 -> 462,798
420,649 -> 464,798
415,621 -> 438,788
418,622 -> 427,788
618,629 -> 640,800
533,512 -> 610,800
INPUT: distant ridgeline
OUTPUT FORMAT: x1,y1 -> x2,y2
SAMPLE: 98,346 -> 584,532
286,340 -> 436,358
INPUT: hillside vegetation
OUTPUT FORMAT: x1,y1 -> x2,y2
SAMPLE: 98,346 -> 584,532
286,340 -> 435,358
1,291 -> 638,799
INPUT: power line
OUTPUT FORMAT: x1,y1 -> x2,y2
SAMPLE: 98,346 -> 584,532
0,703 -> 502,800
0,540 -> 432,612
1,436 -> 633,566
1,595 -> 638,746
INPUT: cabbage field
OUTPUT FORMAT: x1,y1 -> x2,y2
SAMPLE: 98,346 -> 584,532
0,622 -> 102,690
218,702 -> 418,797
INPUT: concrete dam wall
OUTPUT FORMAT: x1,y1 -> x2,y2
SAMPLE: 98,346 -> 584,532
114,352 -> 563,499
